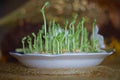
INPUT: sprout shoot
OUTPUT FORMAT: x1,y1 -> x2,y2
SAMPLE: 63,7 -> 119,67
17,2 -> 104,54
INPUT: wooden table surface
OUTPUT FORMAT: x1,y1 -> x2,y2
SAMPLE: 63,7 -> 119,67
0,62 -> 120,80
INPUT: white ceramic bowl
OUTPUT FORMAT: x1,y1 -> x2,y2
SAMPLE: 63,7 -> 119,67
10,52 -> 112,69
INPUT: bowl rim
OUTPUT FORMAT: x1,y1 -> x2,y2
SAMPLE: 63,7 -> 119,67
10,51 -> 113,57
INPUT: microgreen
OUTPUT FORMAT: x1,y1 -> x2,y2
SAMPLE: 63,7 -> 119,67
21,36 -> 27,53
16,2 -> 104,54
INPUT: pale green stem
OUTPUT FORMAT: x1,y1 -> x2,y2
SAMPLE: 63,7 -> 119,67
80,18 -> 84,52
22,37 -> 27,53
91,19 -> 96,51
32,33 -> 37,52
52,39 -> 55,54
57,39 -> 59,54
39,33 -> 43,52
27,36 -> 32,53
40,2 -> 49,53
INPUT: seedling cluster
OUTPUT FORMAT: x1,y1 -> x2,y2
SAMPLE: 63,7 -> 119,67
16,2 -> 102,54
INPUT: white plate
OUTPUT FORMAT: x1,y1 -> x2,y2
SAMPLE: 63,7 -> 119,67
10,52 -> 113,69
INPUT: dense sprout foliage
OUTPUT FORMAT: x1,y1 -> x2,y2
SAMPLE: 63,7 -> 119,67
16,2 -> 103,54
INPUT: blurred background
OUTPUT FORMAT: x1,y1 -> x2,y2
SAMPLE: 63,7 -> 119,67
0,0 -> 120,65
